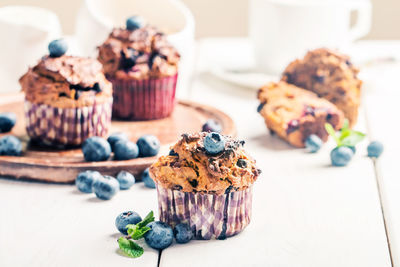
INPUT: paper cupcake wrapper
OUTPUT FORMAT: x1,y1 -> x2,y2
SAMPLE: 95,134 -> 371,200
157,185 -> 253,240
25,100 -> 112,146
110,74 -> 178,120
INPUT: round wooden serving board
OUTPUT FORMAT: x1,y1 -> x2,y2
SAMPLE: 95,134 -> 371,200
0,94 -> 236,183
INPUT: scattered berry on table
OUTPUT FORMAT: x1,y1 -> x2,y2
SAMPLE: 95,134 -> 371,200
92,175 -> 120,200
82,137 -> 111,162
48,39 -> 68,57
107,132 -> 129,151
0,112 -> 16,133
367,141 -> 384,158
0,135 -> 22,156
173,223 -> 193,244
75,170 -> 102,193
116,171 -> 136,190
137,135 -> 160,157
115,211 -> 142,235
202,119 -> 222,133
305,134 -> 323,153
204,132 -> 225,155
126,16 -> 145,31
142,168 -> 156,189
330,146 -> 353,167
114,140 -> 139,160
144,221 -> 174,250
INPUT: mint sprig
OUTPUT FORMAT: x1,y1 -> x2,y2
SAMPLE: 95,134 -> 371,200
118,237 -> 144,258
117,211 -> 155,258
325,119 -> 366,147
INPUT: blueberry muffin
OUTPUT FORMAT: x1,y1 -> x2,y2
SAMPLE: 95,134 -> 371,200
98,17 -> 180,120
19,40 -> 113,146
257,81 -> 344,148
281,48 -> 361,127
150,132 -> 261,240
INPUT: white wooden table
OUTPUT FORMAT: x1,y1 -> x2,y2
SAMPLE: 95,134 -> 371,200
1,38 -> 399,267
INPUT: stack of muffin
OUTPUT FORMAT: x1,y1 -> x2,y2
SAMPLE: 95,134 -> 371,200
19,16 -> 180,147
257,48 -> 362,148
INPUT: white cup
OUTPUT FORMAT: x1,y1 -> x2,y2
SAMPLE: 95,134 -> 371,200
249,0 -> 372,74
0,6 -> 62,93
75,0 -> 195,99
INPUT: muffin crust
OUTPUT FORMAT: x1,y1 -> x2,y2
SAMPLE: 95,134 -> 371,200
19,55 -> 112,108
150,133 -> 261,195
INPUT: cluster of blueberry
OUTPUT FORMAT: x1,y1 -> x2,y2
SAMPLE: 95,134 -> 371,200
116,211 -> 193,249
305,134 -> 384,166
76,168 -> 155,200
0,112 -> 22,156
82,133 -> 160,162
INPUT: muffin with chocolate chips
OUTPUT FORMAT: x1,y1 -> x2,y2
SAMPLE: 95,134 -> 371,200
282,48 -> 361,127
98,16 -> 180,120
257,81 -> 344,148
150,132 -> 261,240
19,39 -> 113,146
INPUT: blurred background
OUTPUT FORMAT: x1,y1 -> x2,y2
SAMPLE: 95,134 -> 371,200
1,0 -> 399,39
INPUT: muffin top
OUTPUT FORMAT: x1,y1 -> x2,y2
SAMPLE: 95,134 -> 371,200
149,132 -> 261,195
20,55 -> 113,108
98,26 -> 180,80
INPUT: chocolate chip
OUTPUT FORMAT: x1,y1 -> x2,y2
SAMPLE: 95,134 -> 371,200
287,119 -> 300,134
224,185 -> 233,194
257,102 -> 266,113
74,90 -> 82,100
121,48 -> 143,69
326,113 -> 333,121
172,185 -> 183,190
59,92 -> 67,97
237,159 -> 247,168
93,83 -> 102,93
188,179 -> 198,188
314,74 -> 325,83
169,149 -> 178,156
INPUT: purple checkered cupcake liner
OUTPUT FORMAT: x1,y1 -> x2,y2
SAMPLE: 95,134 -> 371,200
157,185 -> 253,240
24,100 -> 112,146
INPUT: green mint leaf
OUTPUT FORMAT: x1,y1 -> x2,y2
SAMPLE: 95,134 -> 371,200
131,226 -> 151,240
324,123 -> 340,145
118,237 -> 144,258
340,131 -> 366,147
136,211 -> 155,229
342,119 -> 349,131
338,128 -> 352,141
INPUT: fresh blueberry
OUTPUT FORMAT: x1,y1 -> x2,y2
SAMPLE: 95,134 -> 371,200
330,146 -> 354,167
107,132 -> 129,151
144,221 -> 174,250
173,223 -> 193,244
204,132 -> 225,155
116,171 -> 136,190
137,135 -> 160,157
48,39 -> 68,57
367,141 -> 384,158
142,168 -> 156,189
114,140 -> 139,160
347,146 -> 356,154
0,112 -> 16,133
115,211 -> 142,235
82,137 -> 111,162
92,175 -> 120,200
305,134 -> 323,153
0,135 -> 22,156
75,170 -> 102,193
126,16 -> 145,31
202,119 -> 222,133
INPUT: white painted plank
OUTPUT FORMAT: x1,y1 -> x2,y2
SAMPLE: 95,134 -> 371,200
160,43 -> 392,266
0,178 -> 159,267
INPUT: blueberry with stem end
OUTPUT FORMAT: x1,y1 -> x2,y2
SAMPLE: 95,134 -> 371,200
116,171 -> 136,190
75,170 -> 102,193
204,132 -> 225,155
92,175 -> 120,200
82,137 -> 111,162
144,221 -> 174,249
48,39 -> 68,57
114,140 -> 139,160
115,211 -> 142,235
330,146 -> 353,167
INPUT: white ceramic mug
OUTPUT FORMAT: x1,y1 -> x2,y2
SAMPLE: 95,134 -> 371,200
249,0 -> 372,74
0,6 -> 62,93
75,0 -> 195,99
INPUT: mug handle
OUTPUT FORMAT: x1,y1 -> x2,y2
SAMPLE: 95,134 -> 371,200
349,0 -> 372,41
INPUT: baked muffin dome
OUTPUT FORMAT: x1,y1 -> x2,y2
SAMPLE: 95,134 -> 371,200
19,55 -> 112,108
281,48 -> 361,127
150,132 -> 261,195
98,26 -> 180,80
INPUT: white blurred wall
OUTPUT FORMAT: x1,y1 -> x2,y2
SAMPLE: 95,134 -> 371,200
1,0 -> 399,39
